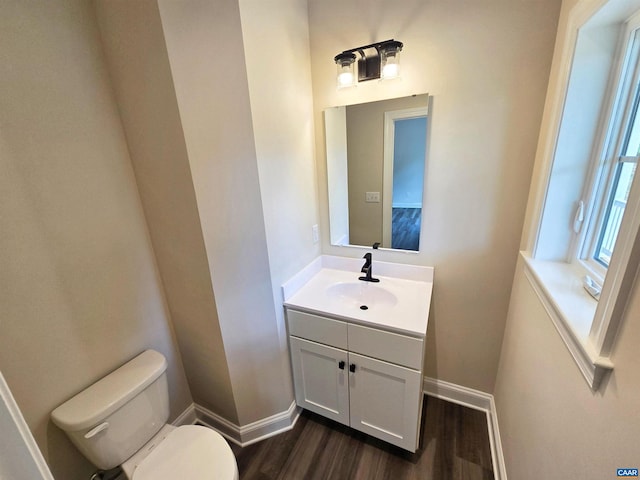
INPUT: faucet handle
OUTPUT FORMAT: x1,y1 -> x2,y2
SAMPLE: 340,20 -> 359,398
359,252 -> 379,282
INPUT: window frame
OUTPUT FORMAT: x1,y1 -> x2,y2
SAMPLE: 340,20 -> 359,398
574,17 -> 640,284
523,0 -> 640,390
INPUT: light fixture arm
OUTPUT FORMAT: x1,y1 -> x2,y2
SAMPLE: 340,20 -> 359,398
336,39 -> 398,58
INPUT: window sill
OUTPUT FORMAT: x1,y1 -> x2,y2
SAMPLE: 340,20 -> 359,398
521,252 -> 614,390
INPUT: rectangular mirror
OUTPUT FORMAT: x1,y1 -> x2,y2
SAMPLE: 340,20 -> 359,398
325,94 -> 429,251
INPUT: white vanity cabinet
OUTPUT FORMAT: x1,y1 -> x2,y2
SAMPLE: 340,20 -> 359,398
286,308 -> 424,452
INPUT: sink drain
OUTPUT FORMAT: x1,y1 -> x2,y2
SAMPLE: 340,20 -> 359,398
360,305 -> 368,310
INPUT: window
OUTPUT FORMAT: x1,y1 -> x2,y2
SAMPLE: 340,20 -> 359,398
592,141 -> 637,267
577,24 -> 640,285
523,0 -> 640,390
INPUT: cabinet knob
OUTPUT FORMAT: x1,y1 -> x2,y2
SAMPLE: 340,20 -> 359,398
349,363 -> 356,373
338,361 -> 345,370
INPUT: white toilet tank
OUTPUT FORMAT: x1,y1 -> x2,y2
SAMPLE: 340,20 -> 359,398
51,350 -> 170,470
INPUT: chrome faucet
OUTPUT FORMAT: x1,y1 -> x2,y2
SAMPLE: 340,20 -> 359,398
358,253 -> 380,282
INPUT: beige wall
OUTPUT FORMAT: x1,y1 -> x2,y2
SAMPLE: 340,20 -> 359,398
0,1 -> 192,479
97,0 -> 321,427
238,0 -> 321,395
309,0 -> 562,392
346,102 -> 384,246
494,0 -> 640,476
94,0 -> 238,423
494,260 -> 640,478
157,0 -> 293,424
95,0 -> 321,428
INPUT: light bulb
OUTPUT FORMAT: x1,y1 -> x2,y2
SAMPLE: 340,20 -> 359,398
335,52 -> 356,88
381,62 -> 399,79
338,71 -> 354,87
379,40 -> 403,80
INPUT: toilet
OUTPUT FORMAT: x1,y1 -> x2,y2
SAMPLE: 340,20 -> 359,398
51,350 -> 238,480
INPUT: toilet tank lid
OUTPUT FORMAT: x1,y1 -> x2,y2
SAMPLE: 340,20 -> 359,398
51,350 -> 168,431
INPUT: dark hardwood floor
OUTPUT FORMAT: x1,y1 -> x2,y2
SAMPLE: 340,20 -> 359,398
392,208 -> 421,251
230,396 -> 494,480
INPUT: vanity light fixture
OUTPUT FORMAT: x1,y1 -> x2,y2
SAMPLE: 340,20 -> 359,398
334,39 -> 403,87
335,52 -> 357,88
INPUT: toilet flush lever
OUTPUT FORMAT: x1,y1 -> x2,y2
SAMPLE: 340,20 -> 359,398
84,422 -> 109,439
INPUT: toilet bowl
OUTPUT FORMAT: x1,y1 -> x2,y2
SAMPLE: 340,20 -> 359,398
51,350 -> 238,480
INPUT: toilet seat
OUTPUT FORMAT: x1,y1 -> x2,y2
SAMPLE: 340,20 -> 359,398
132,425 -> 238,480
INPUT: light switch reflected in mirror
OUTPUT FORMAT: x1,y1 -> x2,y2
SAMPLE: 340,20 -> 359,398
325,94 -> 429,251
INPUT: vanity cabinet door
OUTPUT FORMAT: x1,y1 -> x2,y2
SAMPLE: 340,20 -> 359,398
289,336 -> 350,426
348,352 -> 422,452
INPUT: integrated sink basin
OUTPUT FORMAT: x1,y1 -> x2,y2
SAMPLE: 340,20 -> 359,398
282,256 -> 434,337
325,282 -> 398,308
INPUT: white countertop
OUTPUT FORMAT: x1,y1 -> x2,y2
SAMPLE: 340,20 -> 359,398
282,256 -> 433,337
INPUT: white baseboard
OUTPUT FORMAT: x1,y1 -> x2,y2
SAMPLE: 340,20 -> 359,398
486,395 -> 507,480
392,203 -> 422,209
423,377 -> 507,480
423,377 -> 492,411
171,403 -> 198,427
173,381 -> 506,478
180,400 -> 300,447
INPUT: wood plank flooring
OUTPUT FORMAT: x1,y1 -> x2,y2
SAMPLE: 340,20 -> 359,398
230,396 -> 494,480
391,208 -> 421,251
